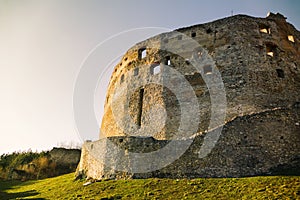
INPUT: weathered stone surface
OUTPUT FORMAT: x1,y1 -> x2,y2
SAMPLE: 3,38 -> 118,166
76,13 -> 300,179
77,104 -> 300,179
49,148 -> 81,166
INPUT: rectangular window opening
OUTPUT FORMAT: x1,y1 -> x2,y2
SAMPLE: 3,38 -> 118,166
138,47 -> 147,60
276,69 -> 285,78
260,28 -> 271,34
137,88 -> 144,127
266,43 -> 277,57
151,63 -> 161,75
203,65 -> 212,74
165,56 -> 171,66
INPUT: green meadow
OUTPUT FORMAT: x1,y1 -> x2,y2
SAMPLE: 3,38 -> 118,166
0,173 -> 299,199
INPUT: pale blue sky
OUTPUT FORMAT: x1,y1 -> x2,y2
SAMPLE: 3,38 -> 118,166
0,0 -> 299,154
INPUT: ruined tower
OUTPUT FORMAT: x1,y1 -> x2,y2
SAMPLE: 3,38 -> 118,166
77,13 -> 300,180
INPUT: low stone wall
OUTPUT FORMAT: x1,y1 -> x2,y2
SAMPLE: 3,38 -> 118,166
76,105 -> 300,180
49,148 -> 81,166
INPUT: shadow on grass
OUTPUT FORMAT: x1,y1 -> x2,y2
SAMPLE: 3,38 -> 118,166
0,180 -> 45,200
0,190 -> 44,200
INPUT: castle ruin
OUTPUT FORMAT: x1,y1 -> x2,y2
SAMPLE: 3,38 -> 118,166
76,13 -> 300,180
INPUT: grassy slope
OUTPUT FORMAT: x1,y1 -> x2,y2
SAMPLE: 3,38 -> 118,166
0,173 -> 299,200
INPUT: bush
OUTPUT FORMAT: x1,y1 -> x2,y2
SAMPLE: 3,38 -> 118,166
0,149 -> 79,180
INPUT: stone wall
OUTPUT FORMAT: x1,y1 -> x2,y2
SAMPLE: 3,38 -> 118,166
77,13 -> 300,179
100,13 -> 300,140
49,148 -> 81,167
77,104 -> 300,179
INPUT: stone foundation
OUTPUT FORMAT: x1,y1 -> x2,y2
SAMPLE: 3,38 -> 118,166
76,105 -> 300,179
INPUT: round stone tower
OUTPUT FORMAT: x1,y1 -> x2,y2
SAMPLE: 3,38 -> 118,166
101,13 -> 300,139
77,13 -> 300,180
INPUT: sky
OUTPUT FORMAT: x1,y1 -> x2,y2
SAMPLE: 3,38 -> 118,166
0,0 -> 299,155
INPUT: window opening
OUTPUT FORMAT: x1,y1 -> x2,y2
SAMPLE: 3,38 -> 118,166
165,56 -> 171,66
151,63 -> 160,75
259,24 -> 271,34
137,88 -> 144,127
203,65 -> 212,74
288,35 -> 295,43
266,43 -> 277,57
138,47 -> 147,59
276,69 -> 284,78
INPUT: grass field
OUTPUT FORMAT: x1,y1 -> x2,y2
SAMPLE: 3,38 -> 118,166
0,173 -> 299,199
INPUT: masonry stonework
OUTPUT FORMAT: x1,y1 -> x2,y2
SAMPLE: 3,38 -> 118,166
76,13 -> 300,180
